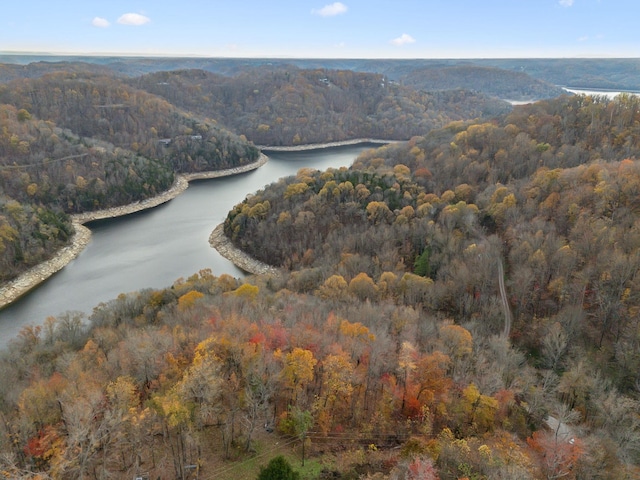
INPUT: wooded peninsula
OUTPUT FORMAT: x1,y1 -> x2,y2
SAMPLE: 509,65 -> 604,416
1,57 -> 639,480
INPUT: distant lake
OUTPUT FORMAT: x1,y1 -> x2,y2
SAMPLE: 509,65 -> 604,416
505,87 -> 639,106
562,87 -> 640,99
505,99 -> 535,106
0,144 -> 375,347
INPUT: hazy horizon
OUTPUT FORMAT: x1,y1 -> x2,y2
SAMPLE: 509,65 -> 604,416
2,51 -> 638,61
2,1 -> 639,59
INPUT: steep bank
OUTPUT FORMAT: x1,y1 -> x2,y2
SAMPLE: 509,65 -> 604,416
0,155 -> 268,309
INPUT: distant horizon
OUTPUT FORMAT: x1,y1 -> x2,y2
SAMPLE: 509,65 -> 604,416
1,51 -> 639,61
2,1 -> 639,60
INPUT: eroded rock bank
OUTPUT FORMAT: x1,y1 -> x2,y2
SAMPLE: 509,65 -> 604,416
0,155 -> 268,309
208,224 -> 279,276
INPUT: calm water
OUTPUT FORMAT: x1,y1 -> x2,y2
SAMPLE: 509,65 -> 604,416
563,87 -> 639,99
0,145 -> 374,347
506,88 -> 638,106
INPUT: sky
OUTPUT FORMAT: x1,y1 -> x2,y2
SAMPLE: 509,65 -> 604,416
1,0 -> 638,59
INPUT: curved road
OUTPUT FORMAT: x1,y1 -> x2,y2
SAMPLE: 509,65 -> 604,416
497,258 -> 512,338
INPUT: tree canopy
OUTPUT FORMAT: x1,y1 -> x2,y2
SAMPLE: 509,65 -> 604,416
2,61 -> 640,479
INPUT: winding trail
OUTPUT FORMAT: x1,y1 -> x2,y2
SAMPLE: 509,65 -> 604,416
545,416 -> 574,443
497,258 -> 513,337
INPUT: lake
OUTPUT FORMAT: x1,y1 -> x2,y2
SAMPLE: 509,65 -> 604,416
562,87 -> 640,99
0,144 -> 375,347
505,87 -> 639,106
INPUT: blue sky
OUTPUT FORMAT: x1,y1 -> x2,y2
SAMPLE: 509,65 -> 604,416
1,0 -> 638,58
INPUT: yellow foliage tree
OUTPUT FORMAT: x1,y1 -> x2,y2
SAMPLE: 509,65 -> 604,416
316,274 -> 349,300
348,272 -> 379,301
177,290 -> 204,311
230,283 -> 260,302
284,182 -> 310,199
282,347 -> 317,400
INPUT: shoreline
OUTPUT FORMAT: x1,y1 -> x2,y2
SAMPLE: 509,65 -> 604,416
256,138 -> 397,152
208,224 -> 279,276
0,154 -> 268,310
1,138 -> 402,309
209,138 -> 401,274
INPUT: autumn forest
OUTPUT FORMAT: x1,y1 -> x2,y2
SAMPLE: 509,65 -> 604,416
1,58 -> 640,479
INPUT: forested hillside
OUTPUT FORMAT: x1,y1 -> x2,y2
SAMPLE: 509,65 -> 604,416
0,60 -> 115,83
0,65 -> 511,286
482,58 -> 640,92
220,93 -> 640,477
0,72 -> 258,284
4,57 -> 640,479
131,67 -> 511,146
3,56 -> 638,93
226,93 -> 640,274
0,268 -> 608,480
2,93 -> 640,479
0,102 -> 170,281
400,65 -> 565,101
0,72 -> 259,173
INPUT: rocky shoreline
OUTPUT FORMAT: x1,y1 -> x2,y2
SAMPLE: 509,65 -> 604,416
209,138 -> 404,276
208,224 -> 280,276
1,138 -> 400,309
0,155 -> 268,309
0,223 -> 93,311
72,155 -> 268,223
257,138 -> 396,152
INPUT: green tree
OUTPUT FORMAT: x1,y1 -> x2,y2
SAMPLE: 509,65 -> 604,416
257,455 -> 300,480
413,247 -> 431,277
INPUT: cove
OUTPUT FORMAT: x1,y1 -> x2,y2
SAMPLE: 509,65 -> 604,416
0,144 -> 376,347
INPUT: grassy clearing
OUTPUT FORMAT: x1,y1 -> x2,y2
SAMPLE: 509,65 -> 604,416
206,435 -> 329,480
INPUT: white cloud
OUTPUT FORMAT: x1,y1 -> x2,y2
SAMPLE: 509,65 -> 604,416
390,33 -> 416,47
92,17 -> 110,28
559,0 -> 574,7
312,2 -> 348,17
117,13 -> 151,26
578,33 -> 604,42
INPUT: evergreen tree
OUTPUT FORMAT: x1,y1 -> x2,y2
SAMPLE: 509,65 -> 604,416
413,247 -> 431,277
257,456 -> 300,480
